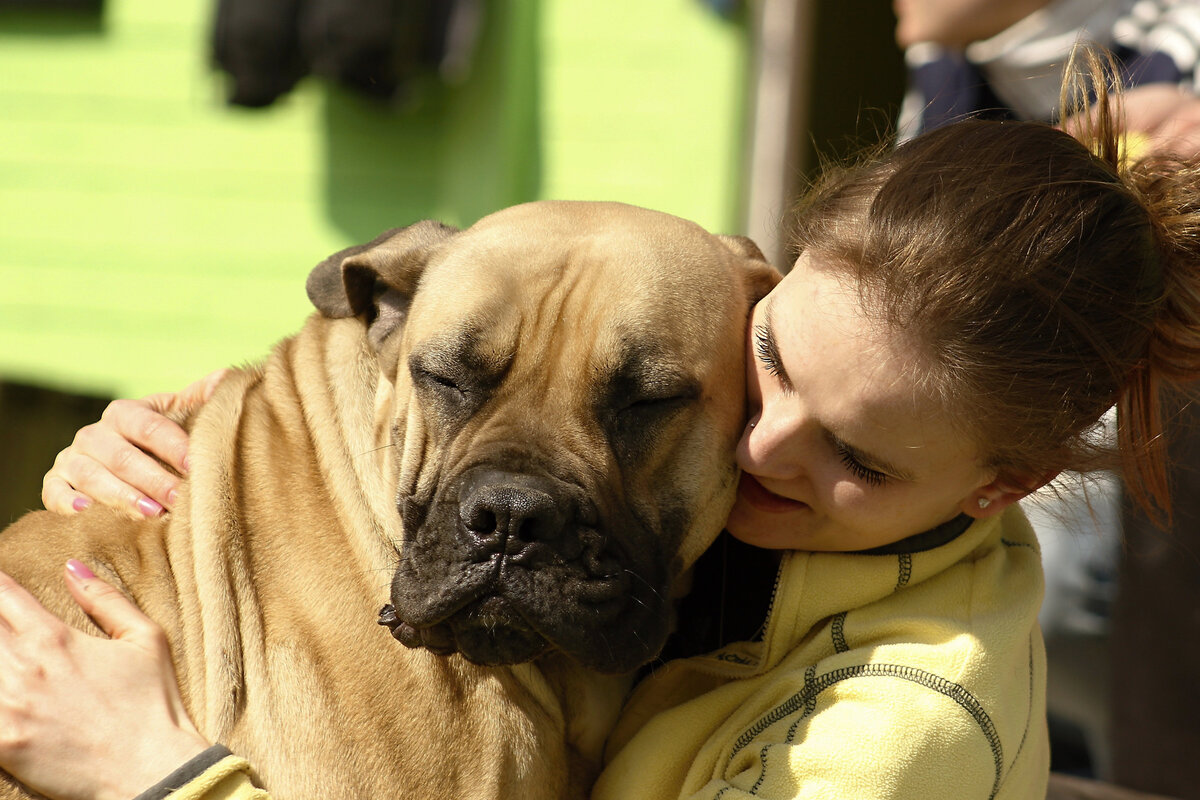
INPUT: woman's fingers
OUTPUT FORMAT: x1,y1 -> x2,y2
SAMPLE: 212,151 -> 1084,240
40,370 -> 226,518
60,561 -> 204,749
42,430 -> 170,519
39,474 -> 96,517
63,561 -> 161,650
100,397 -> 192,476
42,399 -> 189,517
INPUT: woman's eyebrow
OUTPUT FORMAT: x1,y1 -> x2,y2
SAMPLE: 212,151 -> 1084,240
762,303 -> 795,392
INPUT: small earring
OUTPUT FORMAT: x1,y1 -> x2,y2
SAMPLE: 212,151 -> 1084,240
748,421 -> 757,429
978,497 -> 992,509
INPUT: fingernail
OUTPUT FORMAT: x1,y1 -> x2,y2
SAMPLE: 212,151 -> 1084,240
137,497 -> 164,517
167,489 -> 179,507
182,455 -> 191,474
66,559 -> 96,580
72,496 -> 92,512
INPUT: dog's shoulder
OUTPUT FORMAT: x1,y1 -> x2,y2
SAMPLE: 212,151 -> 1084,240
0,506 -> 165,633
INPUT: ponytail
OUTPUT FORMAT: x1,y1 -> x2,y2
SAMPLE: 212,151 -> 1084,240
1063,45 -> 1200,521
1117,155 -> 1200,520
1126,156 -> 1200,380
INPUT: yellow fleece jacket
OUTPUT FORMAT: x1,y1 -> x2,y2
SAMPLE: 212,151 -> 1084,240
592,507 -> 1049,800
163,757 -> 265,800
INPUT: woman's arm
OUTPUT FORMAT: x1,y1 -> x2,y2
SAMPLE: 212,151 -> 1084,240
40,370 -> 226,519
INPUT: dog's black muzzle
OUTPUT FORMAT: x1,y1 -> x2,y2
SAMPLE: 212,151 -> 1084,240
384,464 -> 670,673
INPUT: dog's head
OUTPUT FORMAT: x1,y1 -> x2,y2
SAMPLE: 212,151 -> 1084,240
307,201 -> 778,674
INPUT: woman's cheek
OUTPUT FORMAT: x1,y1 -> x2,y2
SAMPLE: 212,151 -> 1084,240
828,477 -> 872,512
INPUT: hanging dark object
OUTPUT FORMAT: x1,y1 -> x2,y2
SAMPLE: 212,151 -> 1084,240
211,0 -> 482,108
212,0 -> 305,107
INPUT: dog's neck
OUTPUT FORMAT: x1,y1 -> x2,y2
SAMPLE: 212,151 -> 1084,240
293,315 -> 405,565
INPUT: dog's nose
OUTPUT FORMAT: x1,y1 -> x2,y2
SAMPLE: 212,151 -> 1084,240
459,470 -> 572,556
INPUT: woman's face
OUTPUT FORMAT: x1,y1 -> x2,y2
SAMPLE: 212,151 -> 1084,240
725,252 -> 1001,552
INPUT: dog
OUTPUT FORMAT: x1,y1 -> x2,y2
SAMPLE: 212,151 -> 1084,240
0,201 -> 778,799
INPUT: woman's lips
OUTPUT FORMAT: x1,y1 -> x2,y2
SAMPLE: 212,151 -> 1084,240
737,473 -> 809,513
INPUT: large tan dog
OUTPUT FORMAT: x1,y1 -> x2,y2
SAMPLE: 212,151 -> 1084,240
0,201 -> 777,798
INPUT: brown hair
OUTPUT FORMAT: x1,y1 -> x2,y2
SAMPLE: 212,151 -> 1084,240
787,49 -> 1200,520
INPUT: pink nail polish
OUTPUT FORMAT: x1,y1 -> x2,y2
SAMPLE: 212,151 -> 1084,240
137,497 -> 164,517
66,559 -> 96,580
72,496 -> 92,512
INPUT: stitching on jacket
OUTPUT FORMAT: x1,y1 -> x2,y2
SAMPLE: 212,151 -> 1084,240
830,612 -> 849,653
1002,634 -> 1038,789
728,663 -> 1005,799
748,744 -> 773,793
1000,538 -> 1036,551
897,553 -> 913,589
803,665 -> 817,717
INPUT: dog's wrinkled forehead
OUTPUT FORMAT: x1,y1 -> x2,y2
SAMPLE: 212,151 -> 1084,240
406,202 -> 741,357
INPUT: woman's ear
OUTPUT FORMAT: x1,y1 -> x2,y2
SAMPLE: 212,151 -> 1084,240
960,471 -> 1058,519
960,486 -> 1025,519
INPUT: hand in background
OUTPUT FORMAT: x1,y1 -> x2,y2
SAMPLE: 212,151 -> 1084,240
1120,83 -> 1200,159
41,369 -> 227,519
1066,83 -> 1200,160
0,562 -> 208,800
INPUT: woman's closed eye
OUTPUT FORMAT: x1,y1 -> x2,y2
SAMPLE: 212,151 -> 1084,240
754,324 -> 788,383
834,440 -> 890,487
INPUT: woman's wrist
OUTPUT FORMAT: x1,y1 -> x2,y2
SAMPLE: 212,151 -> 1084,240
97,731 -> 212,800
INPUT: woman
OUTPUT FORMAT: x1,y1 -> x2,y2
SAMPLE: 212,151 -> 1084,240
6,53 -> 1200,799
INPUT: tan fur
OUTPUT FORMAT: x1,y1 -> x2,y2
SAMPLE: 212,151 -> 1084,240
0,202 -> 779,799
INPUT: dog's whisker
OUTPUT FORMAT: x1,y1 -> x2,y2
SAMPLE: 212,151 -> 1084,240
597,632 -> 616,663
622,568 -> 664,601
354,443 -> 396,458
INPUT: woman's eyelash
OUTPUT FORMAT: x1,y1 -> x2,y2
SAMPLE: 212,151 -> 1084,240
753,325 -> 784,378
836,443 -> 889,487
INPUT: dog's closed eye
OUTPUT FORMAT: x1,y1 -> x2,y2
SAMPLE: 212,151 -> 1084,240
618,392 -> 696,419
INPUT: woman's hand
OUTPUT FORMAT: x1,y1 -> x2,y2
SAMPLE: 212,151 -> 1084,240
0,562 -> 209,800
41,369 -> 228,519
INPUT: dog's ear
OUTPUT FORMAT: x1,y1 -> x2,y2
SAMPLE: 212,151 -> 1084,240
716,234 -> 782,304
307,221 -> 459,350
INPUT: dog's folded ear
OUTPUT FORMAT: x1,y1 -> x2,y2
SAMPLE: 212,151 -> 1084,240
716,234 -> 782,304
307,221 -> 460,349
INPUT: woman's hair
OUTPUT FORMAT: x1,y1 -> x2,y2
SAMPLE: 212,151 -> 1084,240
788,48 -> 1200,520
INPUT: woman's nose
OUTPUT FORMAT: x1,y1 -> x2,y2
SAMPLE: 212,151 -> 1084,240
738,408 -> 806,479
